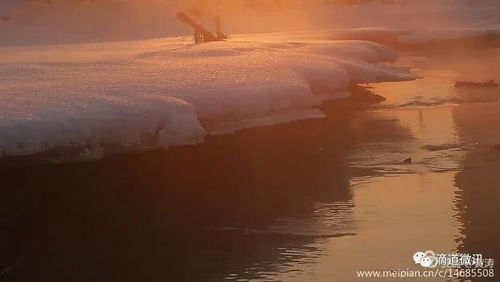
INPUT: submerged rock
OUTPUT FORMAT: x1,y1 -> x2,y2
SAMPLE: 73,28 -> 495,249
455,80 -> 498,88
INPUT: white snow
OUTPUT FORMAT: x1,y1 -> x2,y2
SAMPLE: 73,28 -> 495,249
0,35 -> 414,159
331,27 -> 500,46
1,0 -> 498,161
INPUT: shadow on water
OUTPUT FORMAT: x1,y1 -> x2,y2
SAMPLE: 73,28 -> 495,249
453,103 -> 500,278
0,94 -> 414,282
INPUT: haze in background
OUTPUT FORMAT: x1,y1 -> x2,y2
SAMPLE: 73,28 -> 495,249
1,0 -> 499,45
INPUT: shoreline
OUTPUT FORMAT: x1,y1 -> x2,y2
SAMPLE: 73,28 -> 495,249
0,86 -> 379,281
0,85 -> 384,170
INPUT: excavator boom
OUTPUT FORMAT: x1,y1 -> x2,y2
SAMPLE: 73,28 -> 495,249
176,12 -> 227,44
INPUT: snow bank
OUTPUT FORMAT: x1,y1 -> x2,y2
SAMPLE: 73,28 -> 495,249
331,27 -> 500,48
0,35 -> 414,160
0,97 -> 205,159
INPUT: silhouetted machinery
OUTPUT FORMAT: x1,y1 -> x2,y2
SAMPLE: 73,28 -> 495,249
176,12 -> 229,44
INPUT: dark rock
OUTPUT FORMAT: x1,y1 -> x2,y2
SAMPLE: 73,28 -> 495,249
455,80 -> 498,88
403,158 -> 412,164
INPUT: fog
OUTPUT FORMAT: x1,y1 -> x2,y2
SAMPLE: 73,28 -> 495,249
0,0 -> 499,45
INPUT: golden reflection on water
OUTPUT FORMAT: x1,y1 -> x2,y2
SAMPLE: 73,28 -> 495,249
262,51 -> 500,281
266,105 -> 466,282
216,49 -> 500,282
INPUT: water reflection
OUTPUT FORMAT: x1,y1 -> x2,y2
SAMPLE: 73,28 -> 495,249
267,105 -> 466,282
0,100 -> 475,282
0,100 -> 371,282
453,103 -> 500,270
